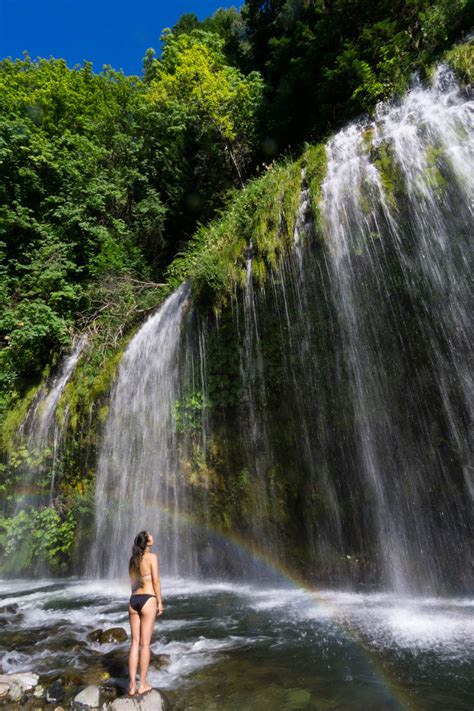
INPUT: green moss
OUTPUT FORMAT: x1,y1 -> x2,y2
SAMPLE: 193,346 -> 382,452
444,40 -> 474,85
167,145 -> 328,311
422,144 -> 450,193
372,140 -> 404,209
302,142 -> 328,231
0,382 -> 42,453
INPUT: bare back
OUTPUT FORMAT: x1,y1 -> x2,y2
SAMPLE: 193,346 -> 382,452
130,552 -> 156,595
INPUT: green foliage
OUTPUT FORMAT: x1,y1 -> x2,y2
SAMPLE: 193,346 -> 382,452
371,140 -> 406,208
168,142 -> 326,309
237,0 -> 471,149
175,392 -> 208,434
0,506 -> 76,573
444,39 -> 474,83
303,144 -> 328,230
0,43 -> 262,409
150,29 -> 262,145
144,28 -> 263,217
0,300 -> 70,394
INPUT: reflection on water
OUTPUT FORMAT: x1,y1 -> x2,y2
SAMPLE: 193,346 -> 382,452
0,578 -> 472,710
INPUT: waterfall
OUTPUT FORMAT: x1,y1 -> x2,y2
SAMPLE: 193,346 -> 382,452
90,284 -> 206,578
319,64 -> 472,591
15,335 -> 87,510
233,251 -> 282,564
223,64 -> 472,592
91,65 -> 472,593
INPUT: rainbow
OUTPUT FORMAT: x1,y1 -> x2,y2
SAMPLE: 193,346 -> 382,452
106,496 -> 416,709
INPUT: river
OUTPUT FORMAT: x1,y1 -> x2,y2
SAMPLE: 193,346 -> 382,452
0,578 -> 472,709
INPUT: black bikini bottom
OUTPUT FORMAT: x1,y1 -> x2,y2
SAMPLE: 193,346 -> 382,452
129,594 -> 156,613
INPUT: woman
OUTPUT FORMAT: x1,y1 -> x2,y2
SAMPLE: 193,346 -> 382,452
128,530 -> 164,696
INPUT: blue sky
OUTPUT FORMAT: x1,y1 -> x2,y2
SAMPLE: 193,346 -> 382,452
0,0 -> 233,75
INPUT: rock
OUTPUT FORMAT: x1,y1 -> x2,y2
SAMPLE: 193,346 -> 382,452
62,669 -> 83,688
99,627 -> 128,644
285,687 -> 312,709
154,654 -> 170,667
0,671 -> 39,690
1,603 -> 19,614
87,628 -> 103,643
73,684 -> 102,709
33,684 -> 45,698
110,689 -> 167,710
80,665 -> 112,687
0,682 -> 9,699
8,681 -> 23,702
55,707 -> 66,711
101,686 -> 118,706
46,679 -> 65,703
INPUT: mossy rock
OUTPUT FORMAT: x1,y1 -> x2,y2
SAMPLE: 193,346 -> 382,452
99,627 -> 128,644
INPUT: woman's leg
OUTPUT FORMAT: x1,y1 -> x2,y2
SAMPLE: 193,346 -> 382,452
128,604 -> 141,694
138,596 -> 157,693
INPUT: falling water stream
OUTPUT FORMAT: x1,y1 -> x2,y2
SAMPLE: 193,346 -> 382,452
90,284 -> 208,579
14,335 -> 87,510
319,64 -> 473,592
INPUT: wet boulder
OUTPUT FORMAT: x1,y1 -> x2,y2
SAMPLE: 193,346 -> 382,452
0,671 -> 39,691
99,627 -> 128,644
87,629 -> 103,643
0,683 -> 9,700
73,684 -> 102,709
110,689 -> 167,710
154,654 -> 171,667
0,603 -> 19,614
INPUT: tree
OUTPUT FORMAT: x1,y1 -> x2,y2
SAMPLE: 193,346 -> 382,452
143,29 -> 263,236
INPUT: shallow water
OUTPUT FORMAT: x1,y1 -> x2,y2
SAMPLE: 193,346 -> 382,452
0,578 -> 472,710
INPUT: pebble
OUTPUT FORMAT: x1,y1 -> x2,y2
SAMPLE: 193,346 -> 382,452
33,683 -> 45,698
46,679 -> 65,703
8,681 -> 23,702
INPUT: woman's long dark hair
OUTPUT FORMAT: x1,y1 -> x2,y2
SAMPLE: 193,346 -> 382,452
129,530 -> 149,577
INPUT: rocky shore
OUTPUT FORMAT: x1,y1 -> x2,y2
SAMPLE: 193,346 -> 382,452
0,624 -> 170,710
0,672 -> 168,709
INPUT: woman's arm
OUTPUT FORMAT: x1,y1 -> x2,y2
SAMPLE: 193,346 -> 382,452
151,553 -> 163,615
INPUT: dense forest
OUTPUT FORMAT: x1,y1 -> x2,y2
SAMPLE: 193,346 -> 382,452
0,0 -> 472,573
